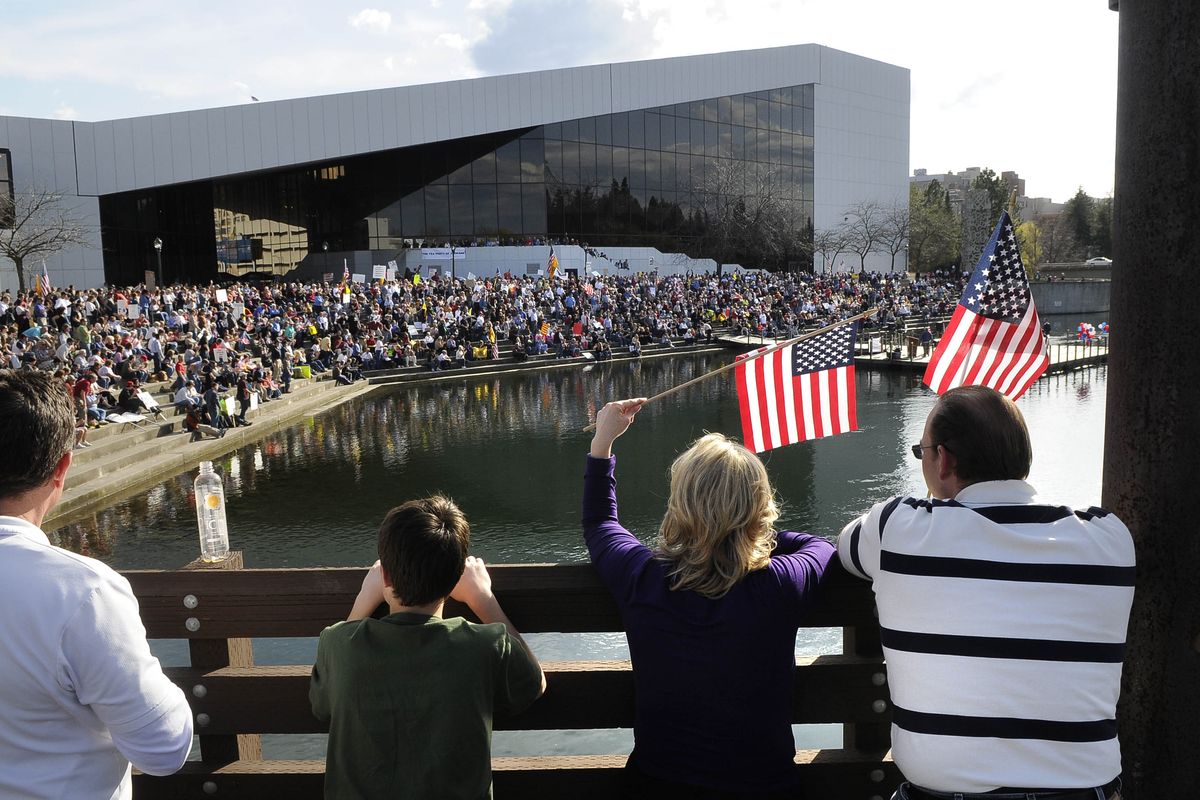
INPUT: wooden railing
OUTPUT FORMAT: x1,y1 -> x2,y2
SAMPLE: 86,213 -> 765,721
126,557 -> 899,799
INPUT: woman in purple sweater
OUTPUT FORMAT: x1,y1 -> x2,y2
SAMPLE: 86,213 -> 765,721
584,399 -> 836,799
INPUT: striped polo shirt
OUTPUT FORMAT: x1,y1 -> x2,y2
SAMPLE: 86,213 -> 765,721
837,480 -> 1135,792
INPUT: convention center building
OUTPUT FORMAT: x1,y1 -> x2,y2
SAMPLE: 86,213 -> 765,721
0,44 -> 909,290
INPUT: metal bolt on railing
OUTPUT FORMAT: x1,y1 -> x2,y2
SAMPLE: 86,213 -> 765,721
185,617 -> 201,632
192,684 -> 207,698
183,594 -> 199,609
196,713 -> 210,727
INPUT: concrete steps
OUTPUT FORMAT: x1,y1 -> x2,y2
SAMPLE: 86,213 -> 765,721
49,375 -> 367,529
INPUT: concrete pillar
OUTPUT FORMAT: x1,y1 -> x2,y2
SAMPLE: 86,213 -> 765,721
1103,2 -> 1200,797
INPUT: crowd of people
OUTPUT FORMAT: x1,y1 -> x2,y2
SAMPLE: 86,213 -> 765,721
0,267 -> 965,445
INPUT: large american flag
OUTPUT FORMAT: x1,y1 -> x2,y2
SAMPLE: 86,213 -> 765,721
735,323 -> 859,454
923,211 -> 1048,400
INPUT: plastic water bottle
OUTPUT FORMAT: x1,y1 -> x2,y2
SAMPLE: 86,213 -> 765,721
194,461 -> 230,562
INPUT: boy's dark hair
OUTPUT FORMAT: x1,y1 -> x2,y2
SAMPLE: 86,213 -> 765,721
927,385 -> 1032,485
378,495 -> 470,607
0,370 -> 75,499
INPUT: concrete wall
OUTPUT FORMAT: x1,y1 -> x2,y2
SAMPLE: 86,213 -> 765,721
1030,280 -> 1111,315
0,116 -> 105,293
813,48 -> 910,273
298,245 -> 726,282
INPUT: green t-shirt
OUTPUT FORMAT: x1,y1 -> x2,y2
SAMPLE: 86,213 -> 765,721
310,612 -> 542,800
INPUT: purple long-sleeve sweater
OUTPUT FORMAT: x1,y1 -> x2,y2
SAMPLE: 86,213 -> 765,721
582,455 -> 835,792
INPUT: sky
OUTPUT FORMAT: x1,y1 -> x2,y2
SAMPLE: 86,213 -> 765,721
0,0 -> 1119,203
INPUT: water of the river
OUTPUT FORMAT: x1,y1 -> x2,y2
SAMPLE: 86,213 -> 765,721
47,355 -> 1109,758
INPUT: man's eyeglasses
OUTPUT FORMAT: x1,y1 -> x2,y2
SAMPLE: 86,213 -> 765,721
910,442 -> 947,460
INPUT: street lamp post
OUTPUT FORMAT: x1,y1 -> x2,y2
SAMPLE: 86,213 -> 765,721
153,237 -> 163,287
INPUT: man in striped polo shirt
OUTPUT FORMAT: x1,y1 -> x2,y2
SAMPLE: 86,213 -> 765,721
838,385 -> 1133,800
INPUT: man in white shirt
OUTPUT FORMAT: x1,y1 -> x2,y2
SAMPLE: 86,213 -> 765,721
0,370 -> 193,800
838,386 -> 1131,800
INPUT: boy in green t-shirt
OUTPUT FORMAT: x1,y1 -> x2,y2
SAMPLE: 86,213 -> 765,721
310,495 -> 546,800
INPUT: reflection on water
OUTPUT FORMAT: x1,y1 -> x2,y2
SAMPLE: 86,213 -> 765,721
50,357 -> 1109,568
47,356 -> 1108,756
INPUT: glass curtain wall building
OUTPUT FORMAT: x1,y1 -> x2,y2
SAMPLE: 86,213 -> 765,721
97,85 -> 813,284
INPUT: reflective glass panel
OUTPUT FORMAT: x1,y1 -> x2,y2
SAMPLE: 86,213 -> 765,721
471,151 -> 496,183
522,185 -> 547,233
473,185 -> 497,235
596,115 -> 612,145
424,184 -> 449,236
497,184 -> 522,233
496,141 -> 521,183
520,138 -> 544,183
449,185 -> 473,235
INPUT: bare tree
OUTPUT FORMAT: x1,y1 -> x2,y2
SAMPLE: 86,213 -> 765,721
843,201 -> 886,269
878,200 -> 910,272
0,188 -> 91,293
813,225 -> 851,274
691,161 -> 808,272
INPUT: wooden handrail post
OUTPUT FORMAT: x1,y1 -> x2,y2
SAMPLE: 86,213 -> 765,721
183,551 -> 263,763
843,612 -> 890,755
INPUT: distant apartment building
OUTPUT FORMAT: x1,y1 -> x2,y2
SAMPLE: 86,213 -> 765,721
911,167 -> 1061,218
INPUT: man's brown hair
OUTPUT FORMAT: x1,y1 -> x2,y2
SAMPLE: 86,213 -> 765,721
927,385 -> 1032,485
377,495 -> 470,607
0,370 -> 75,499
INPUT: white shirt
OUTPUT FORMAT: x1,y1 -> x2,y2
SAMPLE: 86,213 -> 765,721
837,482 -> 1134,792
0,517 -> 193,799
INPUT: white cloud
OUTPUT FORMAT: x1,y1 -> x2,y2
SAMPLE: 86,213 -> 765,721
435,33 -> 472,52
52,104 -> 78,120
384,56 -> 395,71
348,8 -> 392,33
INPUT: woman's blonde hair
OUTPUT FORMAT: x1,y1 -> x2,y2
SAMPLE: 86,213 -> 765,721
657,433 -> 780,599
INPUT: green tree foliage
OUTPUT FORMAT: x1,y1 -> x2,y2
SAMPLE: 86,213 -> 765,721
1091,196 -> 1113,258
908,182 -> 960,272
1052,189 -> 1113,260
1016,220 -> 1043,271
970,168 -> 1012,222
1062,188 -> 1096,259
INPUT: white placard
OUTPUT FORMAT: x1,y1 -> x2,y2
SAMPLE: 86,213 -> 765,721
387,259 -> 398,270
420,247 -> 466,261
230,302 -> 245,319
428,268 -> 438,277
372,264 -> 387,279
351,273 -> 366,284
385,268 -> 396,282
215,289 -> 229,303
126,305 -> 141,320
249,393 -> 258,412
116,299 -> 129,315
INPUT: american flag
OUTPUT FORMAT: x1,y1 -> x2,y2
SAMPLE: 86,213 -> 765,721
548,246 -> 559,281
923,211 -> 1048,400
342,260 -> 350,284
735,323 -> 859,454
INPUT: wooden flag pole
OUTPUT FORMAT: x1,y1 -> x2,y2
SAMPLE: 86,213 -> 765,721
582,308 -> 879,432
